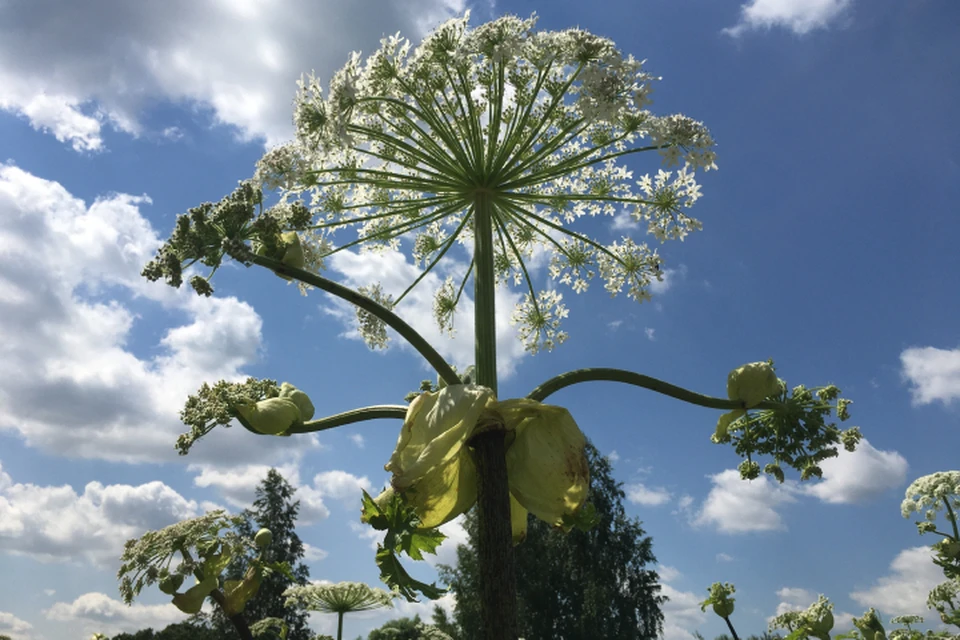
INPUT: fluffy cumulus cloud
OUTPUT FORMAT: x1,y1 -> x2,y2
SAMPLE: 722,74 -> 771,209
0,461 -> 197,566
325,249 -> 527,378
724,0 -> 853,37
658,570 -> 708,640
0,0 -> 466,151
626,483 -> 672,506
849,546 -> 945,617
801,438 -> 908,504
191,463 -> 373,525
0,164 -> 324,466
45,592 -> 185,637
695,469 -> 797,533
771,586 -> 816,616
901,346 -> 960,406
0,610 -> 33,640
312,470 -> 372,504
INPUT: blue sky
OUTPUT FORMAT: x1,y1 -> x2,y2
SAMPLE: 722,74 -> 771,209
0,0 -> 958,638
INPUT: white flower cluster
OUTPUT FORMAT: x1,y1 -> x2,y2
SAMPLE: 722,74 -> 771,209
252,13 -> 717,353
355,283 -> 394,349
901,471 -> 960,521
510,289 -> 569,354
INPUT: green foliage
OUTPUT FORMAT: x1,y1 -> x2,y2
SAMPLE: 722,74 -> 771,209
439,442 -> 665,639
117,510 -> 249,605
700,582 -> 736,619
360,489 -> 446,601
366,615 -> 453,640
141,181 -> 311,297
108,621 -> 221,640
206,469 -> 313,640
176,377 -> 280,455
429,607 -> 459,639
712,368 -> 861,484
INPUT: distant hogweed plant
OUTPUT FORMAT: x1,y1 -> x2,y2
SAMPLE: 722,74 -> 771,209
136,13 -> 864,640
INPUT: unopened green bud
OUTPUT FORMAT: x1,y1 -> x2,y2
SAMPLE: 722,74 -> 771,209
727,361 -> 780,408
279,382 -> 315,421
158,574 -> 184,595
235,397 -> 302,435
255,528 -> 273,549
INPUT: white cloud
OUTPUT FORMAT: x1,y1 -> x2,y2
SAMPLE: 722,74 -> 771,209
326,249 -> 527,379
801,438 -> 907,504
191,463 -> 331,524
658,564 -> 681,583
649,264 -> 687,296
849,546 -> 944,617
350,433 -> 366,449
695,470 -> 797,533
45,592 -> 185,637
303,543 -> 329,562
608,450 -> 620,462
660,582 -> 708,640
312,470 -> 372,504
610,210 -> 641,231
724,0 -> 853,37
0,164 -> 325,466
0,461 -> 197,566
427,514 -> 470,568
0,0 -> 466,150
626,483 -> 672,506
0,610 -> 33,640
771,586 -> 815,616
901,346 -> 960,406
644,327 -> 656,341
716,552 -> 734,562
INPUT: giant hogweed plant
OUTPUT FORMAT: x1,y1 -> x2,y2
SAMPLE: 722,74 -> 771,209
697,472 -> 960,640
133,14 -> 862,639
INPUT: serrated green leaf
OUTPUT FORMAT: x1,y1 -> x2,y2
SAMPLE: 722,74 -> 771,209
361,489 -> 390,531
403,528 -> 446,561
375,547 -> 445,602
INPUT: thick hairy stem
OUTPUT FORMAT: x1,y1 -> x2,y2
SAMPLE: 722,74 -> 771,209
209,589 -> 254,640
471,427 -> 519,640
471,193 -> 518,640
249,254 -> 460,387
337,611 -> 345,640
527,367 -> 780,412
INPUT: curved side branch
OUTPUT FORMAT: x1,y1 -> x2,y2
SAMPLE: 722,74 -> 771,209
526,367 -> 778,411
250,254 -> 460,386
286,405 -> 408,435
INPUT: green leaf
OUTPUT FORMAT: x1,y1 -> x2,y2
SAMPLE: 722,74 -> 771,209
375,547 -> 446,602
171,576 -> 217,614
361,489 -> 390,531
202,550 -> 233,578
223,566 -> 263,616
561,502 -> 601,532
403,528 -> 446,561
